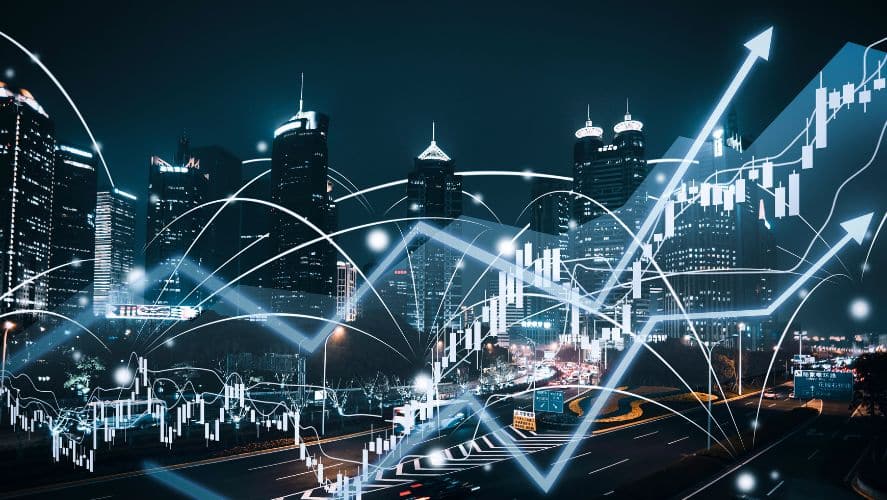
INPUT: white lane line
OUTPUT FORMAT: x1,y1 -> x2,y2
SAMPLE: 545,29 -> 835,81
588,458 -> 630,475
634,431 -> 659,440
768,403 -> 777,408
807,449 -> 819,460
551,450 -> 593,465
668,436 -> 690,445
249,458 -> 303,471
766,480 -> 785,496
276,462 -> 343,480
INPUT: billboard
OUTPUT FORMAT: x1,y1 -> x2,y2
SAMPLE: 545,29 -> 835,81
106,304 -> 201,321
794,370 -> 853,401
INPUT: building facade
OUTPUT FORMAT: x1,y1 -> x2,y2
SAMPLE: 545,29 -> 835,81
145,135 -> 207,306
405,129 -> 463,335
336,260 -> 358,322
270,103 -> 337,315
0,84 -> 55,313
93,189 -> 136,315
49,144 -> 97,315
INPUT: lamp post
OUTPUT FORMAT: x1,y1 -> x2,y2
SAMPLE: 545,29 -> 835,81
2,321 -> 16,380
321,326 -> 345,436
703,334 -> 736,450
737,323 -> 745,395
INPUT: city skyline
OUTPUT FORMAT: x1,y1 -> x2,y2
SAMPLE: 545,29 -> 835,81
0,7 -> 885,499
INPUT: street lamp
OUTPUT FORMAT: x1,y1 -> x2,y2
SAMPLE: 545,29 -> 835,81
321,326 -> 346,436
2,321 -> 16,380
703,334 -> 737,450
737,323 -> 745,395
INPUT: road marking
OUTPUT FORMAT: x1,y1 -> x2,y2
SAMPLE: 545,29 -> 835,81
249,458 -> 303,471
551,450 -> 593,465
766,480 -> 784,496
807,449 -> 819,460
768,403 -> 777,408
603,491 -> 615,496
682,399 -> 823,499
634,431 -> 659,440
668,436 -> 690,445
276,463 -> 343,481
588,458 -> 629,475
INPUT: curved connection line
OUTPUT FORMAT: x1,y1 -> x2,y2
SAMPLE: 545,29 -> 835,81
0,258 -> 96,301
335,161 -> 695,204
862,211 -> 887,280
144,168 -> 270,250
462,191 -> 502,224
751,274 -> 836,446
0,310 -> 110,353
0,31 -> 116,188
147,313 -> 411,362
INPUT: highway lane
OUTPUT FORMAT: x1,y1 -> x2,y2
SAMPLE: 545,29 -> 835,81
682,400 -> 872,499
2,391 -> 808,499
363,395 -> 808,499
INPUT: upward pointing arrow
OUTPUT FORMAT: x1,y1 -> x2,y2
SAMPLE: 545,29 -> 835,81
744,27 -> 773,61
592,27 -> 774,312
840,212 -> 873,244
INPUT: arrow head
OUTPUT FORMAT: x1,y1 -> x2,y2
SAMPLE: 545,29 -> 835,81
744,27 -> 773,61
840,212 -> 874,244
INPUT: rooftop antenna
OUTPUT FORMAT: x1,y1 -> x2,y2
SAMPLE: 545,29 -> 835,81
625,98 -> 630,119
432,121 -> 436,143
298,72 -> 304,114
586,104 -> 590,122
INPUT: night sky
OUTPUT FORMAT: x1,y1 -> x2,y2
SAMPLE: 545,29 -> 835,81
1,1 -> 885,335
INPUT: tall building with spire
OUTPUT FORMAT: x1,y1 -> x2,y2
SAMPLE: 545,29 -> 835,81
405,123 -> 463,335
270,74 -> 337,314
0,83 -> 55,313
572,104 -> 649,292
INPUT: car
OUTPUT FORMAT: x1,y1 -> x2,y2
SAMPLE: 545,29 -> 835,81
396,477 -> 480,499
788,392 -> 796,399
762,390 -> 778,399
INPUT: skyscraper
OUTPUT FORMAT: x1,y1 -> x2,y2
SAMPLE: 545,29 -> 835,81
336,261 -> 358,322
270,80 -> 337,314
49,144 -> 97,315
406,125 -> 463,334
0,83 -> 55,313
93,188 -> 136,315
572,105 -> 647,225
145,135 -> 206,306
572,106 -> 648,293
190,145 -> 242,297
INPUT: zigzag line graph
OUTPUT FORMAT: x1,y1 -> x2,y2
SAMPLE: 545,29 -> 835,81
359,211 -> 871,494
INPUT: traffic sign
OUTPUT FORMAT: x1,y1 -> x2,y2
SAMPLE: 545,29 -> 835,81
794,370 -> 853,401
513,410 -> 537,431
534,390 -> 564,413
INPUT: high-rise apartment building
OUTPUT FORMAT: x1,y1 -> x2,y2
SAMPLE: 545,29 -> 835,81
93,188 -> 136,315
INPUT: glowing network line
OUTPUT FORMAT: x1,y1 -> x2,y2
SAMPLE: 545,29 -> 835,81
0,31 -> 117,188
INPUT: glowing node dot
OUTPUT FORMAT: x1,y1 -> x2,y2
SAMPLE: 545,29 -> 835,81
655,172 -> 666,183
165,339 -> 175,348
429,449 -> 445,466
497,238 -> 516,256
473,193 -> 483,204
4,68 -> 14,79
114,366 -> 133,386
798,288 -> 808,299
256,141 -> 268,153
367,228 -> 389,252
770,470 -> 780,480
736,472 -> 755,493
850,298 -> 870,320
